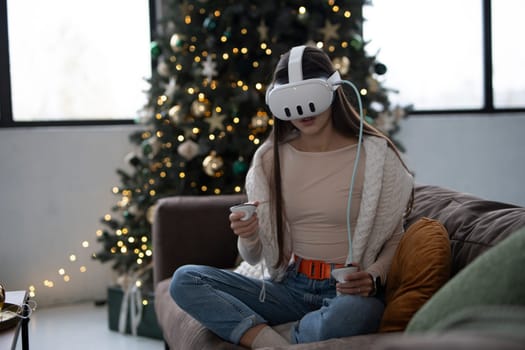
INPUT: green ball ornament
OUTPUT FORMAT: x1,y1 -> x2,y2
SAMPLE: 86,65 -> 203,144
150,41 -> 161,59
142,140 -> 153,156
350,38 -> 363,51
374,63 -> 387,75
233,158 -> 248,176
203,17 -> 217,31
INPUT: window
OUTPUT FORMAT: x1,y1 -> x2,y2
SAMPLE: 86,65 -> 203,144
492,0 -> 525,108
1,0 -> 153,126
363,0 -> 525,113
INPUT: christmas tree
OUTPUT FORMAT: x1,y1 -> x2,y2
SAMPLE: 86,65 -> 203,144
94,0 -> 408,286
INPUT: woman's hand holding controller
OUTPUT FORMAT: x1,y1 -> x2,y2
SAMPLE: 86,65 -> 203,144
334,263 -> 375,297
229,201 -> 259,238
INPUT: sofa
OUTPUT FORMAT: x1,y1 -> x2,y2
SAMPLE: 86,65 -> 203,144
153,184 -> 525,349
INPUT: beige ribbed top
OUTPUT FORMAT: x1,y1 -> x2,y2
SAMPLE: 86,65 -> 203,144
280,143 -> 365,264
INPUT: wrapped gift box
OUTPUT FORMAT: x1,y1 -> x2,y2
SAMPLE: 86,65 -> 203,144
107,285 -> 163,340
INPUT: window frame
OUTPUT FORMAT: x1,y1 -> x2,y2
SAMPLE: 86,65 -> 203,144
0,0 -> 158,128
390,0 -> 524,116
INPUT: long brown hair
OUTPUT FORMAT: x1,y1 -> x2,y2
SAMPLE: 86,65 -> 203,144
267,46 -> 410,269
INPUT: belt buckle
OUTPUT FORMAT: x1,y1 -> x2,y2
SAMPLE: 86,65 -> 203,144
312,260 -> 329,280
310,260 -> 320,279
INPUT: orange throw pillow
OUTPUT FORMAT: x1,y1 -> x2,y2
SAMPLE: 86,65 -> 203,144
379,217 -> 451,332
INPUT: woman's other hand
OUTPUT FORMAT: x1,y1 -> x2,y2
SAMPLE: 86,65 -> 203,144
335,263 -> 375,297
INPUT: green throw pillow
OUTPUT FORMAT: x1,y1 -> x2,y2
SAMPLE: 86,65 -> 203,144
406,225 -> 525,332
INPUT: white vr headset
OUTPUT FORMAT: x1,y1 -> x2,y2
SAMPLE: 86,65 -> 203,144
265,45 -> 342,120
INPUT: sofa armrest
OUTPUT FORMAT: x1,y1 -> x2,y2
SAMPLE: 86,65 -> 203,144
152,194 -> 247,285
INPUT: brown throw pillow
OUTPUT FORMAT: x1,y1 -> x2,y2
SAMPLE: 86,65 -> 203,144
379,217 -> 451,332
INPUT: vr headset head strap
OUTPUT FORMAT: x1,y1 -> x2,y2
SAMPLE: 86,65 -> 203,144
288,45 -> 306,83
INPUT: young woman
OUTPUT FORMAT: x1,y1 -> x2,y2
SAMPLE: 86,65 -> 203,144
170,45 -> 414,348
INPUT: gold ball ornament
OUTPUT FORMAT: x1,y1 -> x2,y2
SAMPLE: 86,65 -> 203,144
202,151 -> 224,177
332,56 -> 350,75
191,99 -> 211,118
250,111 -> 269,133
168,105 -> 182,124
170,33 -> 184,53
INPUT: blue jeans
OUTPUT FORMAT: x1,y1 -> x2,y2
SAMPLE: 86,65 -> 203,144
170,262 -> 385,345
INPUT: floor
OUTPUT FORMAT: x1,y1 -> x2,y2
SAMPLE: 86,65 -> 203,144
15,302 -> 164,350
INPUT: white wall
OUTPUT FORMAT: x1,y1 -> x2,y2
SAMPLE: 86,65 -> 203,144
397,113 -> 525,207
0,125 -> 140,306
1,114 -> 524,306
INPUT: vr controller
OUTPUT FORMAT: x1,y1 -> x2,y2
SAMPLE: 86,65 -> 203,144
265,45 -> 342,120
230,203 -> 257,221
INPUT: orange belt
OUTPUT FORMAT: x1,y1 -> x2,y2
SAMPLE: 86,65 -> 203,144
296,257 -> 345,280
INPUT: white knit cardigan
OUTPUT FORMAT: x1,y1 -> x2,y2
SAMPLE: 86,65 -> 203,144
238,135 -> 414,282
